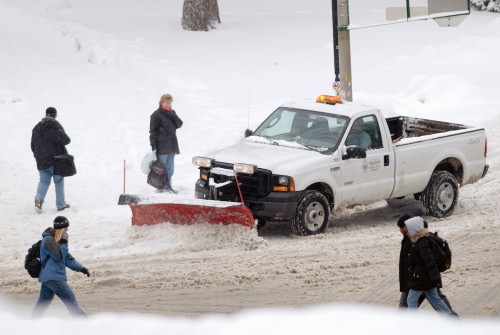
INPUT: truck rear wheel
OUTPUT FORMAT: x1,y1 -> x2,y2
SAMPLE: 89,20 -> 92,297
421,171 -> 459,218
289,191 -> 329,236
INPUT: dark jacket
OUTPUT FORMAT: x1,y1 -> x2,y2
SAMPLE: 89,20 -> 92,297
399,235 -> 411,292
408,231 -> 442,291
38,228 -> 84,283
149,108 -> 183,154
31,117 -> 71,170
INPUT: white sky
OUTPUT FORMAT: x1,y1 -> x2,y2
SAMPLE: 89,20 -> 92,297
0,0 -> 499,333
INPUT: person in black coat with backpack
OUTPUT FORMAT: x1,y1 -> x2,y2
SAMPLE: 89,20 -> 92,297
405,216 -> 453,314
31,107 -> 71,212
397,214 -> 457,315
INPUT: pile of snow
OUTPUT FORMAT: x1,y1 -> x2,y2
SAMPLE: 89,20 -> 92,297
472,0 -> 500,12
1,301 -> 500,334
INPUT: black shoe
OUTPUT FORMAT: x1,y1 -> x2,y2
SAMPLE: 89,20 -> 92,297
57,203 -> 71,211
169,188 -> 179,194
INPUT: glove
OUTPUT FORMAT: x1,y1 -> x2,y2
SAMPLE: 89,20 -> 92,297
60,232 -> 69,244
81,267 -> 90,277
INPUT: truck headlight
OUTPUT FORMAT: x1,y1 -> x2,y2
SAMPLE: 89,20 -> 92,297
272,176 -> 295,192
192,156 -> 213,168
234,163 -> 256,175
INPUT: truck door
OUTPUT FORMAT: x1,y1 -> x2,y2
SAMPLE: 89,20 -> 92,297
339,114 -> 394,205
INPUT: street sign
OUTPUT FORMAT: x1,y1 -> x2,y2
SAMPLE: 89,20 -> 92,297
333,81 -> 341,91
348,0 -> 470,28
386,7 -> 428,21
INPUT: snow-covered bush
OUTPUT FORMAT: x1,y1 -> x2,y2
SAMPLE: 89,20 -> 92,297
471,0 -> 500,12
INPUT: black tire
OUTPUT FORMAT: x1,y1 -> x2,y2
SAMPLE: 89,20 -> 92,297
289,191 -> 329,236
421,171 -> 459,218
256,220 -> 267,230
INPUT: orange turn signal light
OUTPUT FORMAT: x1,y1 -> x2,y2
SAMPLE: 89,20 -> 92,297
273,185 -> 289,192
273,178 -> 295,192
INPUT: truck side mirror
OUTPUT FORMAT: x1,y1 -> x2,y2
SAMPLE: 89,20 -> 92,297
342,146 -> 367,160
244,129 -> 253,138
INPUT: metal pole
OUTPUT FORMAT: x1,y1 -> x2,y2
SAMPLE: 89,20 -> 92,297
338,0 -> 353,101
123,159 -> 126,193
332,0 -> 340,89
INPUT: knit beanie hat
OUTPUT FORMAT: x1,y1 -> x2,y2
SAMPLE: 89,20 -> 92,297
53,216 -> 69,229
46,107 -> 57,118
405,216 -> 424,238
397,214 -> 411,228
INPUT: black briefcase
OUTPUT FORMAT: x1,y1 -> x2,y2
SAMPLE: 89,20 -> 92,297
53,154 -> 77,177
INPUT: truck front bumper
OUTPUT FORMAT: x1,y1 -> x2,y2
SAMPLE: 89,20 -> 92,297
195,179 -> 300,222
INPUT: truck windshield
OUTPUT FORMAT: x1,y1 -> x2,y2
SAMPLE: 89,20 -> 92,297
252,107 -> 349,153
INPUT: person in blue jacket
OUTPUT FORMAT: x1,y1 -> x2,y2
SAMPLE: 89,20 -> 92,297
32,216 -> 90,318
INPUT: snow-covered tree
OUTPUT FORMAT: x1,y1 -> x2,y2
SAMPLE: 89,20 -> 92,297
471,0 -> 500,12
182,0 -> 221,31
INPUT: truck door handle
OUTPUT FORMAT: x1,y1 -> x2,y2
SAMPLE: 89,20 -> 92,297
384,155 -> 389,166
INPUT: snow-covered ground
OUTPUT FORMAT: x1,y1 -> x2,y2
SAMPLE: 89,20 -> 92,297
0,0 -> 499,333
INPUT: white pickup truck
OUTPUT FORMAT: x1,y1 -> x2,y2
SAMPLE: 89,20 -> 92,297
193,95 -> 489,236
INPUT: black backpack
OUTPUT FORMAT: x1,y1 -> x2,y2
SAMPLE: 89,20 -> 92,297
24,240 -> 49,278
427,232 -> 452,272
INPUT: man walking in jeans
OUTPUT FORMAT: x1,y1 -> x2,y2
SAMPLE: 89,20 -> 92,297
31,107 -> 71,212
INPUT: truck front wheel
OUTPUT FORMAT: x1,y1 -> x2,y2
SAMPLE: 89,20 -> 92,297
422,171 -> 459,218
289,191 -> 329,236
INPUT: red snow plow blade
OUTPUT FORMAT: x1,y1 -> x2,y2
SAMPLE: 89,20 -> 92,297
118,194 -> 255,227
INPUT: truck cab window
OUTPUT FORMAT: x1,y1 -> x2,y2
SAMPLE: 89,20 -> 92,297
346,115 -> 383,150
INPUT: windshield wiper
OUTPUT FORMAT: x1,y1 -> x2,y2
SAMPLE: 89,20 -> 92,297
259,135 -> 279,145
297,143 -> 322,152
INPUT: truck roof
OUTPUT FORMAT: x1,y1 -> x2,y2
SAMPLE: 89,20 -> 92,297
280,98 -> 379,118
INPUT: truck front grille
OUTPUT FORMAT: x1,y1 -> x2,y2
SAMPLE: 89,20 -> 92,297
212,162 -> 271,200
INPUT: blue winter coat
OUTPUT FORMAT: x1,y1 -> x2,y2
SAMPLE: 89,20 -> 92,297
38,228 -> 84,283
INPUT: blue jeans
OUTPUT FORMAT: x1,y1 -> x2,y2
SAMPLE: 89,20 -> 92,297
407,288 -> 452,314
157,154 -> 175,190
36,167 -> 66,209
32,280 -> 86,318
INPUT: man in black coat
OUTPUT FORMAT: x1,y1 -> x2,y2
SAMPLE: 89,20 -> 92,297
405,216 -> 453,314
31,107 -> 71,212
149,93 -> 183,193
397,213 -> 457,315
398,213 -> 416,308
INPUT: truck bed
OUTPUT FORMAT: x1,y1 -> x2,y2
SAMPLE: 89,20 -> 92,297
386,116 -> 468,142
